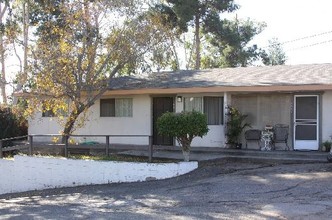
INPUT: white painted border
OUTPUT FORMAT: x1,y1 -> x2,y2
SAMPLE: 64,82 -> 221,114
0,155 -> 198,195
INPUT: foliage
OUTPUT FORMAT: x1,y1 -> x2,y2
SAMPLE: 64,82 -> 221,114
157,111 -> 209,153
322,140 -> 332,152
0,0 -> 12,104
261,38 -> 287,66
23,0 -> 166,138
153,0 -> 238,69
146,7 -> 182,71
202,18 -> 266,68
0,105 -> 27,139
226,106 -> 250,147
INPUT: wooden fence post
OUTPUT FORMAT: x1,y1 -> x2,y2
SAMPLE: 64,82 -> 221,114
106,136 -> 110,156
0,140 -> 3,158
29,135 -> 33,156
148,136 -> 153,163
64,135 -> 68,158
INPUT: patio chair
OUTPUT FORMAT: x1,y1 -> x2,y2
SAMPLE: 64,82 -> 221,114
244,129 -> 261,149
273,124 -> 289,150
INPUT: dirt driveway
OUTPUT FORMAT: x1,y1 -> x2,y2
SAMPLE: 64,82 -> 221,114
1,159 -> 332,219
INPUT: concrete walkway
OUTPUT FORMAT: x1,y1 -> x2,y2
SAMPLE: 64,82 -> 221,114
119,146 -> 330,163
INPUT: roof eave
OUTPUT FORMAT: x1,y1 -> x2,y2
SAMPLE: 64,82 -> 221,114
103,84 -> 332,96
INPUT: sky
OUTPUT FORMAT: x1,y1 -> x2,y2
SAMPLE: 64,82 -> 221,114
2,0 -> 332,103
234,0 -> 332,65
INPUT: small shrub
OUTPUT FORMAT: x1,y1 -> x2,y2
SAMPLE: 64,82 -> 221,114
0,106 -> 28,140
157,111 -> 209,161
226,106 -> 251,148
322,140 -> 332,152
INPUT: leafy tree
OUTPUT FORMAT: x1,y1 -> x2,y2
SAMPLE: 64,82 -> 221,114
157,111 -> 209,161
261,38 -> 287,66
11,0 -> 31,105
147,6 -> 182,71
0,0 -> 31,105
202,18 -> 266,68
154,0 -> 238,70
0,0 -> 11,104
24,0 -> 166,139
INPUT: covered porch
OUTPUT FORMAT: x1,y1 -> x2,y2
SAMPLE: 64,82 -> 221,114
228,92 -> 323,151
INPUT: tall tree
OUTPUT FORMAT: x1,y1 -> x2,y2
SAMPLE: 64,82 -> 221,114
24,0 -> 165,138
154,0 -> 238,70
261,38 -> 287,66
201,18 -> 266,68
8,0 -> 31,105
0,0 -> 10,104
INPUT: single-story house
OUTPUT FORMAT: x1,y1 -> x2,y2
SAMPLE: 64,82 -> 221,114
29,63 -> 332,151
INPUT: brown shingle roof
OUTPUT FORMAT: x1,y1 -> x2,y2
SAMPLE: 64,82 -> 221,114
108,64 -> 332,90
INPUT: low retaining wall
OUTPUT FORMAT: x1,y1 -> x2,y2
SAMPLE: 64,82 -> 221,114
0,155 -> 198,195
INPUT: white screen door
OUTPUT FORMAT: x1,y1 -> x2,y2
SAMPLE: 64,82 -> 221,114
294,95 -> 319,150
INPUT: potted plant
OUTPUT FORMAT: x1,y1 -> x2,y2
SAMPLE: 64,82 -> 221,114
322,140 -> 332,152
157,111 -> 209,161
226,106 -> 251,149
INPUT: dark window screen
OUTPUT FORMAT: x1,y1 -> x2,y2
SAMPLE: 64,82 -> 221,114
100,99 -> 115,117
204,97 -> 223,125
295,125 -> 317,140
296,97 -> 317,119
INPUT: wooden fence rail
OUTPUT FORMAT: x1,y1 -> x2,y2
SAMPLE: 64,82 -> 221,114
0,136 -> 29,158
0,134 -> 154,162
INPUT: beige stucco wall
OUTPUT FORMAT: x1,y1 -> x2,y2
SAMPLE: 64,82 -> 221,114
175,93 -> 225,147
232,93 -> 292,150
29,95 -> 152,145
28,91 -> 332,150
29,93 -> 227,147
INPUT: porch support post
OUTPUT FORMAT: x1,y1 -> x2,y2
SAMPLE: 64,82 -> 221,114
28,135 -> 33,156
106,135 -> 110,156
0,140 -> 3,158
224,92 -> 231,147
64,135 -> 68,158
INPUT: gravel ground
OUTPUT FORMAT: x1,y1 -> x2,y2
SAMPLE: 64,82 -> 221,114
1,159 -> 332,219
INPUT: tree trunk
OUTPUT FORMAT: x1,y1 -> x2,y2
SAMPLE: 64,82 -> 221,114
0,33 -> 7,104
169,34 -> 180,70
61,110 -> 81,143
180,137 -> 191,162
0,3 -> 7,104
194,14 -> 201,70
182,150 -> 190,162
13,1 -> 29,105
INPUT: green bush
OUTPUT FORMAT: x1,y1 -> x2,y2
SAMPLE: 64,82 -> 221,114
226,106 -> 250,147
157,111 -> 209,152
0,106 -> 28,140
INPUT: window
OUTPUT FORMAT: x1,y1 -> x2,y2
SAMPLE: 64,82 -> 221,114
100,98 -> 133,117
204,97 -> 223,125
42,109 -> 56,117
183,96 -> 224,125
184,97 -> 203,112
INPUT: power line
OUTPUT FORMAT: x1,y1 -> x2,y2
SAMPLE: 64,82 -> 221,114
280,30 -> 332,45
285,39 -> 332,52
259,30 -> 332,50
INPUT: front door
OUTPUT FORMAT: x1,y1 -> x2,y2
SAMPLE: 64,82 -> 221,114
294,95 -> 319,150
153,97 -> 174,145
